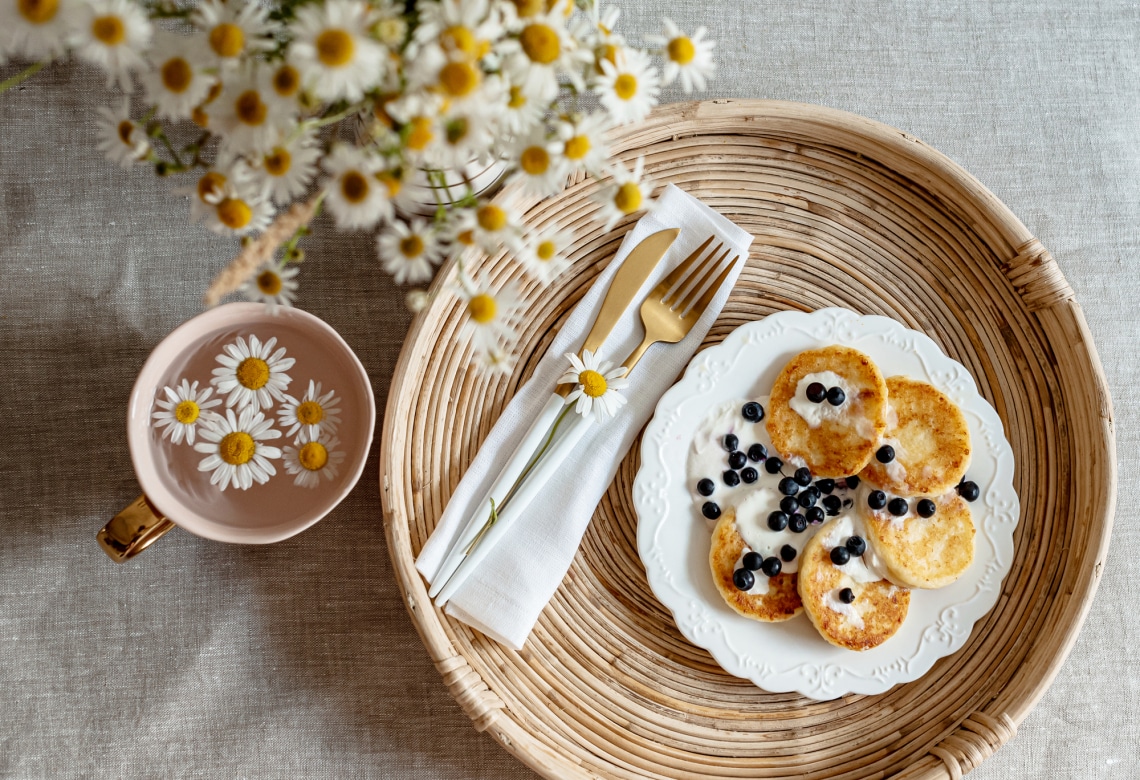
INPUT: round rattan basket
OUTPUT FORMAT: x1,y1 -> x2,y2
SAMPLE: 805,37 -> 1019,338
380,99 -> 1116,779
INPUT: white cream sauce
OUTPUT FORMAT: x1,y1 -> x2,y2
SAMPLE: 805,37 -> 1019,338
789,371 -> 852,429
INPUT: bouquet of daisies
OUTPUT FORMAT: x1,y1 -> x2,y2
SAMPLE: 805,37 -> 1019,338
0,0 -> 715,372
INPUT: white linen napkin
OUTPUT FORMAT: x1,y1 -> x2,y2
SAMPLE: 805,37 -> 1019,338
415,184 -> 754,650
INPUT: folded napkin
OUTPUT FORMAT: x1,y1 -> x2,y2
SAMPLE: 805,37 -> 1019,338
416,184 -> 755,650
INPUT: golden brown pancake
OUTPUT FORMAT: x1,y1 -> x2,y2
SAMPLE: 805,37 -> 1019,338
709,510 -> 802,622
860,492 -> 976,589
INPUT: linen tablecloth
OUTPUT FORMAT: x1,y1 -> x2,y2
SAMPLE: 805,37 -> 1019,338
1,1 -> 1136,776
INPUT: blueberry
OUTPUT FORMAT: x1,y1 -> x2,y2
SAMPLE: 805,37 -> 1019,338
805,485 -> 822,502
742,402 -> 764,422
728,451 -> 747,470
839,587 -> 855,604
827,386 -> 846,406
723,470 -> 741,487
797,490 -> 817,509
780,544 -> 797,562
789,513 -> 809,533
844,475 -> 861,489
780,496 -> 799,515
733,568 -> 755,591
696,478 -> 715,497
830,546 -> 851,566
806,382 -> 827,403
760,557 -> 782,577
845,536 -> 866,556
822,495 -> 842,516
740,467 -> 759,484
767,511 -> 789,532
723,434 -> 738,452
876,445 -> 896,464
816,478 -> 836,494
917,498 -> 937,518
868,490 -> 887,510
805,507 -> 825,525
958,480 -> 980,502
888,497 -> 909,516
778,477 -> 800,496
702,502 -> 721,520
747,443 -> 767,462
764,457 -> 783,474
794,467 -> 813,486
742,551 -> 764,571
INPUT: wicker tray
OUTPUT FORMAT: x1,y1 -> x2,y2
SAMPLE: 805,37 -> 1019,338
380,99 -> 1116,779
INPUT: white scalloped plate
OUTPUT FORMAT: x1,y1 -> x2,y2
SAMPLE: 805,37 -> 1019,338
634,307 -> 1020,699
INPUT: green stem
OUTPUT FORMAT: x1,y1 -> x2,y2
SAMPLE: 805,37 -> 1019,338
305,102 -> 361,130
0,62 -> 45,94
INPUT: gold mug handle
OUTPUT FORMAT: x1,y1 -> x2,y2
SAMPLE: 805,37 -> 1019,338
97,494 -> 177,563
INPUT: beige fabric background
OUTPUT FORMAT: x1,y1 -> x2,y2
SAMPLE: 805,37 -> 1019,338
1,0 -> 1136,776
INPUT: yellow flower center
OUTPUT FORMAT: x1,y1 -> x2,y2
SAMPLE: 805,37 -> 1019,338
614,73 -> 638,100
174,400 -> 200,424
236,357 -> 270,390
235,90 -> 267,126
477,204 -> 506,231
92,15 -> 125,45
613,182 -> 642,214
298,441 -> 329,471
18,0 -> 56,24
257,270 -> 282,295
264,147 -> 291,176
668,36 -> 696,65
520,145 -> 550,175
197,172 -> 226,202
405,116 -> 434,151
438,60 -> 480,98
594,43 -> 618,75
579,369 -> 607,398
340,171 -> 369,203
191,106 -> 210,127
441,25 -> 488,58
564,134 -> 590,160
536,240 -> 557,261
217,198 -> 253,229
376,170 -> 401,197
399,234 -> 425,258
161,57 -> 193,93
508,86 -> 527,109
219,431 -> 256,466
510,0 -> 544,18
456,229 -> 475,246
209,23 -> 245,58
520,23 -> 560,64
316,28 -> 355,67
372,16 -> 405,45
296,400 -> 324,426
117,120 -> 134,145
372,95 -> 396,128
467,293 -> 497,324
272,64 -> 300,97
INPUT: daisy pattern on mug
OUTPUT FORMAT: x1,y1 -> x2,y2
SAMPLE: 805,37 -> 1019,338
276,380 -> 342,440
282,430 -> 346,489
559,349 -> 629,421
211,334 -> 295,412
151,379 -> 222,446
194,406 -> 282,491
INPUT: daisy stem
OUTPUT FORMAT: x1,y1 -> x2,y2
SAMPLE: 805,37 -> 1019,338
306,102 -> 362,130
499,404 -> 574,510
0,62 -> 45,95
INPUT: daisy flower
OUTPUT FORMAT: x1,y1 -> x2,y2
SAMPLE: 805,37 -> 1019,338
277,380 -> 342,440
476,344 -> 516,376
592,156 -> 656,230
177,163 -> 254,224
558,350 -> 629,421
191,0 -> 274,69
288,0 -> 388,103
138,32 -> 217,122
462,200 -> 524,254
647,18 -> 715,93
320,143 -> 393,230
554,112 -> 610,175
282,430 -> 346,489
429,103 -> 497,169
499,0 -> 590,102
377,218 -> 444,284
203,178 -> 275,237
414,0 -> 500,59
210,334 -> 295,413
588,6 -> 626,75
501,80 -> 544,135
517,221 -> 574,284
267,60 -> 304,108
70,0 -> 152,91
595,47 -> 660,125
506,128 -> 567,198
408,42 -> 486,104
455,273 -> 523,353
249,129 -> 321,205
151,379 -> 222,446
95,98 -> 149,168
210,66 -> 296,156
0,0 -> 76,62
370,2 -> 407,49
194,406 -> 282,491
243,262 -> 299,313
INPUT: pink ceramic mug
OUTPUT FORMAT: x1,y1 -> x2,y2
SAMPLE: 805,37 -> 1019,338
97,303 -> 376,561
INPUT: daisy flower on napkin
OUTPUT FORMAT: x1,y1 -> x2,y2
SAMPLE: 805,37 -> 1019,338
559,350 -> 629,421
